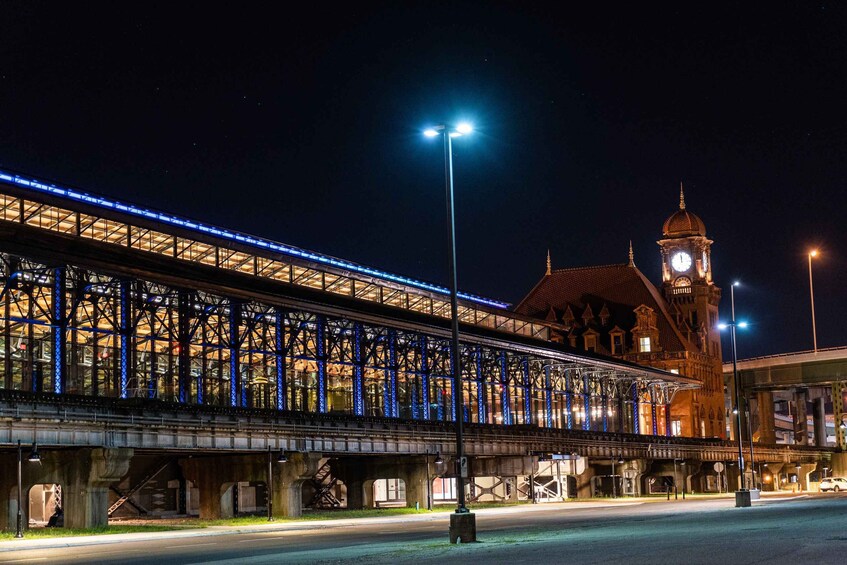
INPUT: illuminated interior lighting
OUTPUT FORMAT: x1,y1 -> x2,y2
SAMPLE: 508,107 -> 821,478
0,169 -> 510,309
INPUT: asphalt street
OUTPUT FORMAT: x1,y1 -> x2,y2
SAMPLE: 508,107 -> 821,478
1,494 -> 845,564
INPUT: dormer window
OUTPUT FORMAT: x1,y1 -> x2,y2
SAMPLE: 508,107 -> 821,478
584,335 -> 597,352
612,333 -> 623,354
599,303 -> 610,326
609,327 -> 625,355
639,336 -> 651,353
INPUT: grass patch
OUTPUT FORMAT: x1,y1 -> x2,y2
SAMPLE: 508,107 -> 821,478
0,524 -> 184,541
2,500 -> 538,539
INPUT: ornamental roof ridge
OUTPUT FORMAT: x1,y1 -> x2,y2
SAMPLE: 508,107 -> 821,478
550,262 -> 630,274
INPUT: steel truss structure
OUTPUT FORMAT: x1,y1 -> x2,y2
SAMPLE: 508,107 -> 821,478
0,252 -> 686,434
0,170 -> 696,436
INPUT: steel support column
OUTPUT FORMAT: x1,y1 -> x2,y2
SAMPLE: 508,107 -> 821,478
387,329 -> 398,418
449,344 -> 458,421
274,309 -> 285,411
51,266 -> 66,394
229,301 -> 240,407
352,321 -> 364,417
632,384 -> 640,435
119,279 -> 130,399
666,404 -> 672,436
476,346 -> 486,424
177,291 -> 190,403
652,400 -> 658,436
544,364 -> 553,428
316,315 -> 327,413
521,357 -> 532,426
499,351 -> 511,426
420,335 -> 431,421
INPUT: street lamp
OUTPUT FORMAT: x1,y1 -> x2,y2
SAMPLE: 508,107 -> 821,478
16,440 -> 40,538
729,282 -> 756,490
718,281 -> 750,506
424,122 -> 476,543
808,250 -> 818,353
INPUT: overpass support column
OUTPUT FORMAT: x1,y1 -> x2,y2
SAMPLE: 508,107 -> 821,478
62,448 -> 134,529
576,463 -> 596,498
181,458 -> 233,520
831,452 -> 847,477
833,382 -> 846,449
273,453 -> 321,518
793,389 -> 808,445
0,447 -> 133,531
795,463 -> 817,492
399,465 -> 428,509
757,391 -> 776,444
813,395 -> 827,446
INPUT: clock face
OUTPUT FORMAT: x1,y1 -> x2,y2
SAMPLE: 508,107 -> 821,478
672,251 -> 692,272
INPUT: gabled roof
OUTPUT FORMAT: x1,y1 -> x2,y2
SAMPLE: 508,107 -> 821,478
515,263 -> 696,353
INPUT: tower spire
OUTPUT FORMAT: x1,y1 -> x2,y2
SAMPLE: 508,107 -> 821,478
628,240 -> 635,267
546,249 -> 552,275
679,181 -> 686,210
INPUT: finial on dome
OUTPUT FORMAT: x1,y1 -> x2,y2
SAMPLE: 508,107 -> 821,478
679,181 -> 686,210
546,249 -> 552,275
628,240 -> 636,267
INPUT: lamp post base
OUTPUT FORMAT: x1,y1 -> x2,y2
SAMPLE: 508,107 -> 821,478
735,489 -> 752,507
449,512 -> 476,544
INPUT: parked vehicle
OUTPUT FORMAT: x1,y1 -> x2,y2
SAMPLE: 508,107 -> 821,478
820,477 -> 847,492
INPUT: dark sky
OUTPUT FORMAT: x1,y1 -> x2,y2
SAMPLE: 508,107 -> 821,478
1,1 -> 845,359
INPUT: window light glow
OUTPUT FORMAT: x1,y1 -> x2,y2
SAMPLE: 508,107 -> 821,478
0,169 -> 510,309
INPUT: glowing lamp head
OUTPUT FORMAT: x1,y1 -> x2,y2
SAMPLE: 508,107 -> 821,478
455,123 -> 473,135
423,128 -> 440,138
733,281 -> 740,287
718,323 -> 728,330
738,321 -> 749,329
810,249 -> 819,258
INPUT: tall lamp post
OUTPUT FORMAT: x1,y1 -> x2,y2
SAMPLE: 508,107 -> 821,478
424,122 -> 476,543
719,281 -> 749,506
808,250 -> 818,354
16,440 -> 40,538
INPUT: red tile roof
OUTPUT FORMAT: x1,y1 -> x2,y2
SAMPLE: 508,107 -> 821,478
515,263 -> 695,353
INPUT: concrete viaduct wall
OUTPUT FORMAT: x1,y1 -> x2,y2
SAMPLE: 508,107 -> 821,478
1,394 -> 838,531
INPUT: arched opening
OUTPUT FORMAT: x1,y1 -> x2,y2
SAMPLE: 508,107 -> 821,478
27,484 -> 63,528
432,477 -> 457,502
233,481 -> 269,516
373,479 -> 405,507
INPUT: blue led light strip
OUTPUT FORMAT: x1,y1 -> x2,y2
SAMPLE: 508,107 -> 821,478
0,170 -> 510,309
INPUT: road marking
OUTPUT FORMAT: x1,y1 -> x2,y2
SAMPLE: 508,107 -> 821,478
171,542 -> 217,548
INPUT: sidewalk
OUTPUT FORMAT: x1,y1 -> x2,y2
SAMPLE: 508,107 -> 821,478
0,492 -> 802,553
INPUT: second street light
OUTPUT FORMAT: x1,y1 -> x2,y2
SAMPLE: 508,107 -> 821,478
424,122 -> 476,543
719,281 -> 750,507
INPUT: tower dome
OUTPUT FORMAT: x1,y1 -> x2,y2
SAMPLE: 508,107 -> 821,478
662,183 -> 706,237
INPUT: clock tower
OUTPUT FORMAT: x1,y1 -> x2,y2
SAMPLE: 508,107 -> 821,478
656,184 -> 725,438
658,184 -> 722,357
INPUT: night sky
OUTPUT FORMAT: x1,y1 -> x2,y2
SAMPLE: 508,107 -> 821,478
1,2 -> 845,359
